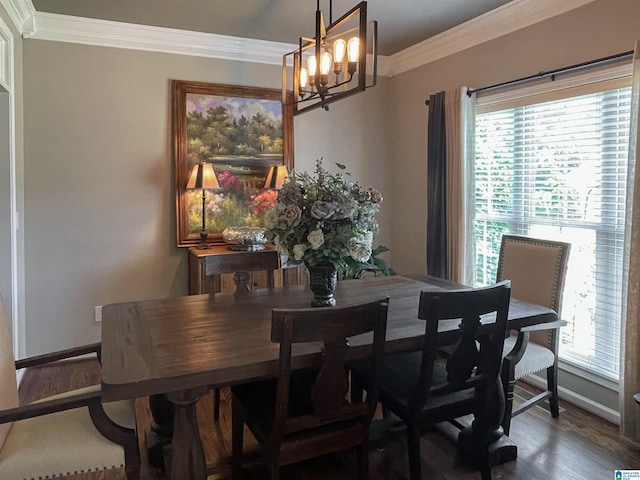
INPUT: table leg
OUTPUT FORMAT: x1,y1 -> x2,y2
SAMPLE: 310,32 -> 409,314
165,388 -> 209,480
146,394 -> 175,469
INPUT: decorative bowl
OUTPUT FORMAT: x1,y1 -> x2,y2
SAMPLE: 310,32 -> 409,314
222,227 -> 268,251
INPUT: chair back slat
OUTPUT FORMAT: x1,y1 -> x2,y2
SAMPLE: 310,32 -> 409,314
270,297 -> 389,440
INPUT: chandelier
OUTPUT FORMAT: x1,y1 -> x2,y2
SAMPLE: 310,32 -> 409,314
282,0 -> 378,115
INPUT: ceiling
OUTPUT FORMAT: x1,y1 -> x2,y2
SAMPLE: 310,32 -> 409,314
30,0 -> 514,57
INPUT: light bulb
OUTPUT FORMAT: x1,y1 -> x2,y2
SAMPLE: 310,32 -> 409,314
320,51 -> 332,75
333,39 -> 347,64
307,55 -> 317,76
299,67 -> 309,88
347,37 -> 360,63
319,51 -> 331,86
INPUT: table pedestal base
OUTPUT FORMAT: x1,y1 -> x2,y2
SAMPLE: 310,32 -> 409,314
458,426 -> 518,466
166,388 -> 209,480
145,394 -> 175,469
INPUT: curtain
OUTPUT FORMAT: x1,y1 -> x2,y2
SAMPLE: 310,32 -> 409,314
426,88 -> 475,282
621,40 -> 640,441
426,92 -> 447,278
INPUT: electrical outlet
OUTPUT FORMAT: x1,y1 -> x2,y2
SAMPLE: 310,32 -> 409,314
94,305 -> 102,323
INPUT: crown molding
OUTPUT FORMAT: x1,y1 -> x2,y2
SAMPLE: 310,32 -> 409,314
31,11 -> 395,75
0,0 -> 35,37
388,0 -> 599,76
1,0 -> 594,77
32,12 -> 299,66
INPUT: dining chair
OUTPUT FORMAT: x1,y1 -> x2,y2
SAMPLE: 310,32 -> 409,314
0,296 -> 140,480
230,297 -> 389,480
497,234 -> 570,435
350,281 -> 511,480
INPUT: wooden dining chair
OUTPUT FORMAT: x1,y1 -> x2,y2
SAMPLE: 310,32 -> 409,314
231,297 -> 389,480
497,234 -> 570,435
0,297 -> 140,480
350,282 -> 511,480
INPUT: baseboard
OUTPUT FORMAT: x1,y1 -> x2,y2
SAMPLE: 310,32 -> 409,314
520,376 -> 620,425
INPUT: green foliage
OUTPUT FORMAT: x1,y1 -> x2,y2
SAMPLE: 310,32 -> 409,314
341,245 -> 396,279
187,104 -> 283,160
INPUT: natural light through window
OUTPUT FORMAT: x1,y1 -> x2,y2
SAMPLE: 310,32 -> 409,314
471,85 -> 631,381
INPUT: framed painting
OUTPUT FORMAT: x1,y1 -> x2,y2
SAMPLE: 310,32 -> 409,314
173,80 -> 294,247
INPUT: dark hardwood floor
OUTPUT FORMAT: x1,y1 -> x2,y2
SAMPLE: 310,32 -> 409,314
19,358 -> 640,480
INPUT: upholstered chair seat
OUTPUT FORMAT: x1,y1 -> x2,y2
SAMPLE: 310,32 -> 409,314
0,385 -> 136,479
503,335 -> 555,379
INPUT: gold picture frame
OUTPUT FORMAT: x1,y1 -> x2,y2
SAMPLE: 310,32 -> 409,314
173,80 -> 294,247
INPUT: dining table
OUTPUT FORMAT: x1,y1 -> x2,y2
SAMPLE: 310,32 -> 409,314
100,273 -> 557,480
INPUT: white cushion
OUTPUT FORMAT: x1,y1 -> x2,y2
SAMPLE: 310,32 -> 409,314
0,388 -> 135,479
0,297 -> 19,452
503,334 -> 555,380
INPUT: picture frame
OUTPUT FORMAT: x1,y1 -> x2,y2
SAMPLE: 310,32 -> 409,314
173,80 -> 294,247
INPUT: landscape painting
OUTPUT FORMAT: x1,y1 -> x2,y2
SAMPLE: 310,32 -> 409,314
174,80 -> 294,246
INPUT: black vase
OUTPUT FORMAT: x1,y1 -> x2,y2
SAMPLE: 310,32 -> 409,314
306,262 -> 338,307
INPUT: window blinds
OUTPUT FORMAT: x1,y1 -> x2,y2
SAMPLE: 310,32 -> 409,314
472,70 -> 632,380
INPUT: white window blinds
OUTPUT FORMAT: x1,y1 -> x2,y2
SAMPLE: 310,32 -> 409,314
471,66 -> 632,380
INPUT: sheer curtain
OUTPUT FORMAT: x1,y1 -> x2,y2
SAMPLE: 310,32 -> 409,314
426,88 -> 475,282
622,41 -> 640,441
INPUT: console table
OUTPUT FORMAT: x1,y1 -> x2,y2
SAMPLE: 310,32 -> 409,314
188,245 -> 304,294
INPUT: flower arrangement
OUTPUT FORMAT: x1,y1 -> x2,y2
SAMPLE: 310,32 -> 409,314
264,159 -> 385,272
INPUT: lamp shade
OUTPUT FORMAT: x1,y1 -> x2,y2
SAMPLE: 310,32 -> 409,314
264,165 -> 289,189
186,162 -> 220,189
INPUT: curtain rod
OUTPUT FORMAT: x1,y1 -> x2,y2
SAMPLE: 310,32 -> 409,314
424,50 -> 634,105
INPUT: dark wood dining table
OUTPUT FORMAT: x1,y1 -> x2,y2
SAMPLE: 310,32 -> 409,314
100,274 -> 557,480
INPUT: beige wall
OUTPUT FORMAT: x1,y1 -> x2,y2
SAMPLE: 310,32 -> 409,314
389,0 -> 640,274
21,40 -> 392,355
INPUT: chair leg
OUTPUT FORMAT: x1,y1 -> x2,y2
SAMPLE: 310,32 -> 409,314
356,439 -> 370,480
268,455 -> 280,480
547,365 -> 560,418
124,438 -> 141,480
231,395 -> 244,480
479,442 -> 492,480
500,364 -> 516,436
406,424 -> 422,480
213,387 -> 221,420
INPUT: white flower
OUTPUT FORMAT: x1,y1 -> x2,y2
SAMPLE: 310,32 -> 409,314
307,229 -> 325,250
348,232 -> 373,262
293,243 -> 307,261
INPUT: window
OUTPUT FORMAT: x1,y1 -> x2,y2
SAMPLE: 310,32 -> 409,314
470,69 -> 632,381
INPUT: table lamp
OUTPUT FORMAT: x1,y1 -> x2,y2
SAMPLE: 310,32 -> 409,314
264,164 -> 289,189
186,162 -> 220,249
